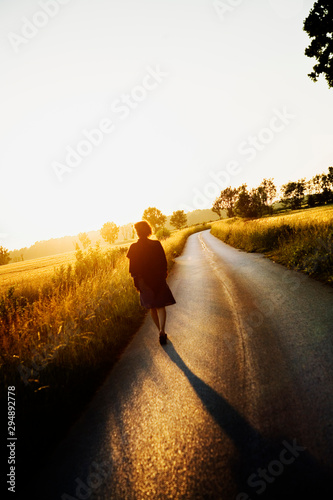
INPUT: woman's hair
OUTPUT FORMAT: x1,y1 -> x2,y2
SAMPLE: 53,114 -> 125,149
134,220 -> 152,238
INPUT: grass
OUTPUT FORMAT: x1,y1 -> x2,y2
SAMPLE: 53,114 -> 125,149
211,205 -> 333,284
0,240 -> 133,294
0,223 -> 209,491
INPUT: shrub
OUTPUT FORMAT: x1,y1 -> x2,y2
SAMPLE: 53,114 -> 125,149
155,227 -> 171,240
211,207 -> 333,284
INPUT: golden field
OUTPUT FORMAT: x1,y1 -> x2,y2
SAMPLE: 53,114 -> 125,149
211,205 -> 333,283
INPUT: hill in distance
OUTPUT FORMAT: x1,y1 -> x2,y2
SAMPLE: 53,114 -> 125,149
9,209 -> 221,262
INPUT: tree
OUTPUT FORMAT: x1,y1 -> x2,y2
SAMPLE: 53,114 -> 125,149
142,207 -> 167,233
307,166 -> 333,205
235,184 -> 253,218
100,222 -> 119,245
281,180 -> 306,210
213,187 -> 238,218
0,246 -> 11,265
212,199 -> 222,218
303,1 -> 333,88
249,187 -> 265,218
170,210 -> 187,230
250,178 -> 277,217
78,232 -> 91,249
260,178 -> 277,212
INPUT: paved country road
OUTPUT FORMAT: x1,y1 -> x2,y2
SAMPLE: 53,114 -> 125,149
33,230 -> 333,500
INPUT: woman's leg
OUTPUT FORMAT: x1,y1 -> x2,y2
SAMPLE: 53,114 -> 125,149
150,308 -> 160,331
156,307 -> 166,333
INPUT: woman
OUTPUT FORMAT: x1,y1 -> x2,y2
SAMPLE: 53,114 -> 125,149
127,220 -> 176,344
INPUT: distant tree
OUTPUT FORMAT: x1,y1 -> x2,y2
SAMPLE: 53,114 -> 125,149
170,210 -> 187,230
0,246 -> 11,265
328,166 -> 333,184
248,178 -> 277,217
308,173 -> 323,195
308,166 -> 333,205
260,178 -> 277,212
78,232 -> 91,249
213,187 -> 238,218
212,199 -> 222,218
319,172 -> 333,204
249,187 -> 265,218
281,179 -> 306,209
235,184 -> 253,218
100,222 -> 119,245
303,1 -> 333,88
142,207 -> 167,233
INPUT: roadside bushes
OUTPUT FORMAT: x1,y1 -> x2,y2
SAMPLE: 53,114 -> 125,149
0,223 -> 210,491
0,223 -> 210,391
211,211 -> 333,284
211,219 -> 295,253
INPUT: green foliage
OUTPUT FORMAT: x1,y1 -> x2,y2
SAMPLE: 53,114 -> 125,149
303,1 -> 333,88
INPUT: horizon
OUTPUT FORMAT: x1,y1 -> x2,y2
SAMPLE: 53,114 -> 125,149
1,0 -> 332,252
7,206 -> 220,253
3,160 -> 333,253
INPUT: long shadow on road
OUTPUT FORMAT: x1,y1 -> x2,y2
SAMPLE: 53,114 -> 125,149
163,340 -> 332,499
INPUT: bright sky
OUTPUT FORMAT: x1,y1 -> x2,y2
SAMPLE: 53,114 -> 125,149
1,0 -> 332,251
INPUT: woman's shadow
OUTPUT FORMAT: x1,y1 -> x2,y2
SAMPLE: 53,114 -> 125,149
162,340 -> 332,498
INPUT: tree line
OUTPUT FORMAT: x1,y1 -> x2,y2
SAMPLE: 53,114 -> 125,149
212,167 -> 333,219
95,208 -> 188,249
2,209 -> 199,266
2,167 -> 332,266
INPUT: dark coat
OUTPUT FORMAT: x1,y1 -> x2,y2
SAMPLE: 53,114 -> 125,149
126,237 -> 175,308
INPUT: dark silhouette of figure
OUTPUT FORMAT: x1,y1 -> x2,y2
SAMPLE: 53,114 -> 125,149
127,220 -> 175,344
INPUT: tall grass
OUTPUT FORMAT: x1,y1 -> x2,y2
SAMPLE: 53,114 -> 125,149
211,206 -> 333,284
1,225 -> 209,382
0,224 -> 209,485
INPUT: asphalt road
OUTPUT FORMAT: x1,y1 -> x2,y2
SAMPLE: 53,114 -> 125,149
34,230 -> 333,499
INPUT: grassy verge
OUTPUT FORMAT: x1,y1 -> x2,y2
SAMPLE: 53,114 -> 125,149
211,205 -> 333,285
0,223 -> 209,491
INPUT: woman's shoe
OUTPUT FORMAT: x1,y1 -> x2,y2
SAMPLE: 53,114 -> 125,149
159,332 -> 167,345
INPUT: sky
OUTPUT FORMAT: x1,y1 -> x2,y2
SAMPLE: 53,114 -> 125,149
1,0 -> 332,251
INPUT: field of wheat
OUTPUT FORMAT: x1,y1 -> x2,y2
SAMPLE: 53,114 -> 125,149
0,225 -> 209,393
211,205 -> 333,283
0,224 -> 210,480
